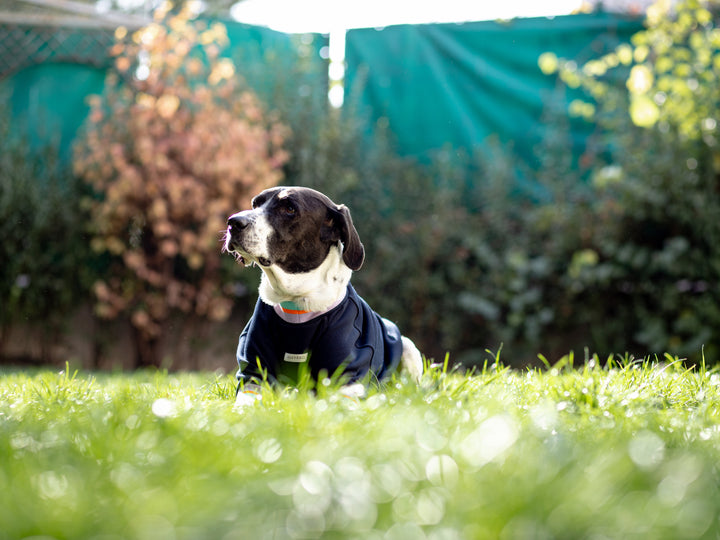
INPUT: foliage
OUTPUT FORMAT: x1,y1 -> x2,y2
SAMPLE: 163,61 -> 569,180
565,128 -> 720,360
558,0 -> 720,141
74,4 -> 289,366
0,111 -> 95,359
530,0 -> 720,363
445,0 -> 720,365
2,357 -> 720,538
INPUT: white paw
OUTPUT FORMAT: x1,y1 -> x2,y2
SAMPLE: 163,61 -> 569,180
340,383 -> 367,400
401,336 -> 423,383
234,384 -> 263,410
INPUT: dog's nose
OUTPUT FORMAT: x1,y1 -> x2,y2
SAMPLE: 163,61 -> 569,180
227,214 -> 251,231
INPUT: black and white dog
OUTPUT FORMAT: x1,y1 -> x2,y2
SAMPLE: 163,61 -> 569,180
224,186 -> 423,400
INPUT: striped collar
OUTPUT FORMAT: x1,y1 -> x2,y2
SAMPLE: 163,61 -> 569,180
279,301 -> 310,315
273,291 -> 347,324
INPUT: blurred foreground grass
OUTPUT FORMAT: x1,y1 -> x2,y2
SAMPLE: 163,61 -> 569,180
1,356 -> 720,539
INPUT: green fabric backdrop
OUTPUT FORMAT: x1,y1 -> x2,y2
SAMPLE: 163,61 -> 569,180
2,13 -> 645,171
345,13 -> 644,164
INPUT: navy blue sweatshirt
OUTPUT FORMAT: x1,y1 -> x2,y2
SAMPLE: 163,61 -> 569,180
236,284 -> 402,386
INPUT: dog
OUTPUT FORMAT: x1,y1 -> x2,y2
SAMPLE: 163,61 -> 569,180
224,186 -> 423,400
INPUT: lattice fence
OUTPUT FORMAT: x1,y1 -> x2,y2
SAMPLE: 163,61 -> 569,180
0,23 -> 115,79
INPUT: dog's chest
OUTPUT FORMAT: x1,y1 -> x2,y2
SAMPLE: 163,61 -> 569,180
236,284 -> 404,384
246,293 -> 356,380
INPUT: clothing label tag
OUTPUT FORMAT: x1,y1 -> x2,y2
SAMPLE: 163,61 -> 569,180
284,352 -> 309,363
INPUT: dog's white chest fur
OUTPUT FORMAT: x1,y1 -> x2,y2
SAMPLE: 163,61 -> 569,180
259,244 -> 352,312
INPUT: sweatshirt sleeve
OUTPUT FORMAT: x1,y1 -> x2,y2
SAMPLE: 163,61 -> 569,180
236,301 -> 278,385
236,324 -> 263,385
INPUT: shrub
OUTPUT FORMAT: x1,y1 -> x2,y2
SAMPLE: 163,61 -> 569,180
74,5 -> 289,367
562,127 -> 720,361
537,0 -> 720,363
0,110 -> 94,360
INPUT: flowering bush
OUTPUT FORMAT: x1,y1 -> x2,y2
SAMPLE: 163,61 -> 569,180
74,4 -> 289,366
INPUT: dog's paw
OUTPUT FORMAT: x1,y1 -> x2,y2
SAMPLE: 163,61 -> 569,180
336,383 -> 366,409
233,384 -> 263,410
340,382 -> 367,400
401,336 -> 423,383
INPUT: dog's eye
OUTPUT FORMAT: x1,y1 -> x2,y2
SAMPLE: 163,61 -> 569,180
280,205 -> 296,217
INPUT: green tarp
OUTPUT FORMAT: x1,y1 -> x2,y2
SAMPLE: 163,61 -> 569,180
2,13 -> 645,171
2,63 -> 106,157
345,13 -> 644,163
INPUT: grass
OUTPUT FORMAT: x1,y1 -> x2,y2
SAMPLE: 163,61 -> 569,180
1,354 -> 720,540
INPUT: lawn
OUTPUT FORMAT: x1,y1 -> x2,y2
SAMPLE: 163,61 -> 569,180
1,355 -> 719,539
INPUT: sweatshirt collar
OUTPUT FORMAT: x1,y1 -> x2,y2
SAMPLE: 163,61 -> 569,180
274,290 -> 347,323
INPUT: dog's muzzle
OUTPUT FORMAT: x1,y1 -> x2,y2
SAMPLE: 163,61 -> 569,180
226,214 -> 271,267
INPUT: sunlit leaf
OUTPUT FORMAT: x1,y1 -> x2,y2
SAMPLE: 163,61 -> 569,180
629,95 -> 660,128
626,65 -> 654,94
538,52 -> 558,75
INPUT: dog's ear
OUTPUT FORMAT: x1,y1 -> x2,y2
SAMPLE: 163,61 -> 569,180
324,204 -> 365,271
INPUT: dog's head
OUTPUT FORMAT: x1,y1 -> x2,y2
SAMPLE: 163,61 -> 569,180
225,186 -> 364,275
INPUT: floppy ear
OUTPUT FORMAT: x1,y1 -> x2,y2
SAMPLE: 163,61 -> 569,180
324,204 -> 365,271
